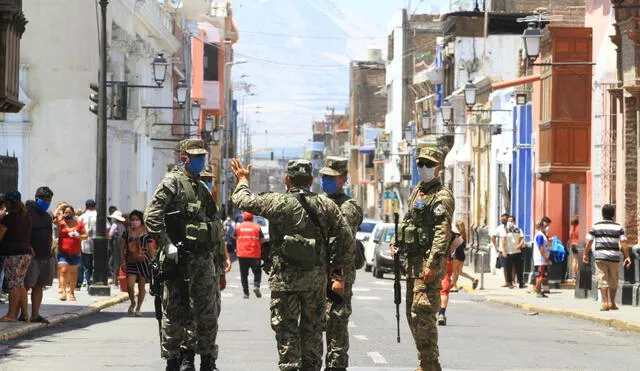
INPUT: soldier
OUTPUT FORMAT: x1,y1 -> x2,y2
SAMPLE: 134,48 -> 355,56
395,146 -> 454,371
145,139 -> 226,371
230,158 -> 355,371
318,156 -> 363,371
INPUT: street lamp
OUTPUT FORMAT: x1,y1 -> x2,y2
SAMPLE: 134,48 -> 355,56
191,100 -> 201,123
522,22 -> 543,65
152,53 -> 169,86
403,122 -> 414,143
205,114 -> 214,131
176,79 -> 188,106
440,99 -> 454,125
464,80 -> 477,108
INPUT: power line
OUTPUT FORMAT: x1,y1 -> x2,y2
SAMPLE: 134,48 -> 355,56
240,30 -> 385,40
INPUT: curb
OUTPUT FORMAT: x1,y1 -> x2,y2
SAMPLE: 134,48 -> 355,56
485,297 -> 640,334
0,293 -> 129,342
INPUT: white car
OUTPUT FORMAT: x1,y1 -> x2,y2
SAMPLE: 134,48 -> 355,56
361,219 -> 383,272
253,216 -> 270,242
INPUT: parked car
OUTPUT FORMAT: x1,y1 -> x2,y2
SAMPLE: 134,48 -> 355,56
253,215 -> 270,242
358,218 -> 381,271
368,223 -> 405,278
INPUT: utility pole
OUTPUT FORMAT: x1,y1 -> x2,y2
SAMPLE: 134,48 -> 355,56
89,0 -> 110,296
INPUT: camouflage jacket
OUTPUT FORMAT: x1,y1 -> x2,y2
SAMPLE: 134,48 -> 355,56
231,179 -> 354,291
144,167 -> 225,275
403,179 -> 454,285
327,191 -> 363,283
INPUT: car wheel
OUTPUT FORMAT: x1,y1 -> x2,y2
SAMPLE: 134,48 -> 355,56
364,263 -> 372,272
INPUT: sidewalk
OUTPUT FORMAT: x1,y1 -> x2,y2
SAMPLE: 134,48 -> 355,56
458,266 -> 640,333
0,280 -> 128,341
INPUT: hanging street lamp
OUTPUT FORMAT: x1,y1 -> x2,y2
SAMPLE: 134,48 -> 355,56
464,80 -> 477,108
522,22 -> 543,65
440,99 -> 453,125
152,53 -> 169,86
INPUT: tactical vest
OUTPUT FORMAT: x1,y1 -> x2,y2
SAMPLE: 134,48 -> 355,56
397,182 -> 443,257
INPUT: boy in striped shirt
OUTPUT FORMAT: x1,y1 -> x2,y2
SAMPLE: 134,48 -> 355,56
583,204 -> 632,311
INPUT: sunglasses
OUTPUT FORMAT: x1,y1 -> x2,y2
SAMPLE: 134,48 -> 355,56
417,161 -> 437,169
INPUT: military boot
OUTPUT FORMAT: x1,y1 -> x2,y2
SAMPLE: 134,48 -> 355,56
179,350 -> 196,371
166,358 -> 180,371
418,360 -> 442,371
200,355 -> 219,371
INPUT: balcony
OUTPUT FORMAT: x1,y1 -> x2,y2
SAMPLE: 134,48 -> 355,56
135,0 -> 181,53
202,81 -> 221,110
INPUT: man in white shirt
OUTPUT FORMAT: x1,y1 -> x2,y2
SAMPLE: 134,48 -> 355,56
491,213 -> 509,286
78,199 -> 97,287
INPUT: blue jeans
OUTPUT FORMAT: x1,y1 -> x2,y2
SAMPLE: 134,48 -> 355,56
78,252 -> 93,286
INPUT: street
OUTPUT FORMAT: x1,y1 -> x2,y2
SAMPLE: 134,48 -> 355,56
1,264 -> 640,371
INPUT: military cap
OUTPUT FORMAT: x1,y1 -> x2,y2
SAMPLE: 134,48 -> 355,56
200,164 -> 214,178
179,139 -> 208,156
416,146 -> 444,164
319,156 -> 348,177
287,159 -> 313,179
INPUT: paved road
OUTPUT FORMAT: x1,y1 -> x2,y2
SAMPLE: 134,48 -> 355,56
2,266 -> 640,370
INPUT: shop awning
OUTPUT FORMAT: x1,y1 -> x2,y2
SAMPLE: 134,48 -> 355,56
359,145 -> 376,154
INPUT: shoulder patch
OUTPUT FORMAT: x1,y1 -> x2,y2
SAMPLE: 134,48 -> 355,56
434,203 -> 446,216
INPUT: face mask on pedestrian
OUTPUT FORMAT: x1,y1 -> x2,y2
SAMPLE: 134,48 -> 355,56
36,198 -> 50,212
185,155 -> 206,175
64,213 -> 73,220
204,181 -> 213,191
320,176 -> 340,194
131,220 -> 141,229
507,222 -> 515,229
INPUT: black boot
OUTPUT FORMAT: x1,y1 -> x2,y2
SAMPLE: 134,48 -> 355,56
200,355 -> 219,371
179,350 -> 196,371
165,358 -> 180,371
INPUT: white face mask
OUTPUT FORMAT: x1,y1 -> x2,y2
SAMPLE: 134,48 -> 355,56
417,166 -> 437,182
507,222 -> 515,229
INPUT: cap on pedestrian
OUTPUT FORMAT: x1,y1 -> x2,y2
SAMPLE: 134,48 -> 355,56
416,146 -> 444,164
85,199 -> 96,208
5,190 -> 21,202
243,212 -> 253,221
286,159 -> 313,179
179,139 -> 208,156
319,156 -> 348,177
109,210 -> 126,222
200,164 -> 214,178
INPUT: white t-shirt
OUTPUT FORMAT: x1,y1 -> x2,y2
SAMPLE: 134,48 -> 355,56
533,230 -> 550,266
504,227 -> 524,255
79,209 -> 97,254
492,224 -> 507,252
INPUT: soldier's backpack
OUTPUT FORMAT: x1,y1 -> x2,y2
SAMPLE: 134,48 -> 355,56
354,240 -> 366,270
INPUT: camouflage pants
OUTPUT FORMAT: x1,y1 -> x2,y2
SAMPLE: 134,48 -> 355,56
324,280 -> 353,368
406,277 -> 442,371
161,255 -> 220,359
270,284 -> 326,371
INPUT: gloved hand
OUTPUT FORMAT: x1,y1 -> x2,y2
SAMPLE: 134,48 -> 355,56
166,242 -> 179,262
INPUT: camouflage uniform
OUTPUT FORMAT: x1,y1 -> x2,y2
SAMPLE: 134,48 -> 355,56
231,159 -> 355,371
398,147 -> 454,371
145,139 -> 225,370
319,157 -> 363,370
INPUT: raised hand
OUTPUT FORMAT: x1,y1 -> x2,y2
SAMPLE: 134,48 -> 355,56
230,158 -> 251,182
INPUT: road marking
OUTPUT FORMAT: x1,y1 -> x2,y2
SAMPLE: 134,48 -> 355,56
353,334 -> 368,341
374,281 -> 389,285
367,352 -> 388,364
348,321 -> 357,328
353,296 -> 382,300
352,287 -> 371,292
221,293 -> 234,298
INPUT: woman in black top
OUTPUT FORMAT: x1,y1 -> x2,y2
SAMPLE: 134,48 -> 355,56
0,190 -> 34,322
450,220 -> 479,291
120,210 -> 154,317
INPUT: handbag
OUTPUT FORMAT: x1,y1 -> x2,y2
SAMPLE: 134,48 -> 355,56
127,238 -> 147,263
495,256 -> 502,269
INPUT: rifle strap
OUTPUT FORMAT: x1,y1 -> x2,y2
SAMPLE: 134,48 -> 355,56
293,192 -> 328,245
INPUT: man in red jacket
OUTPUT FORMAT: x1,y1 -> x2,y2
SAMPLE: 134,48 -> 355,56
235,212 -> 265,299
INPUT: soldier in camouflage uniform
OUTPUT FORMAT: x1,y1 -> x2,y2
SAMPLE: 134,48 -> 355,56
145,139 -> 226,371
395,146 -> 454,371
230,158 -> 355,371
318,156 -> 363,371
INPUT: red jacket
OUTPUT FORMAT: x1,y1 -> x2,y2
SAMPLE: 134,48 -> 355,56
235,221 -> 262,258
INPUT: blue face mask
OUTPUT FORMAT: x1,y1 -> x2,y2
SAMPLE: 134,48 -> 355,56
36,198 -> 50,212
204,181 -> 213,191
320,176 -> 339,195
185,156 -> 206,175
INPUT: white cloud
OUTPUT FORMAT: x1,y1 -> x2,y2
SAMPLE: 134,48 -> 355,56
320,52 -> 350,65
291,36 -> 305,48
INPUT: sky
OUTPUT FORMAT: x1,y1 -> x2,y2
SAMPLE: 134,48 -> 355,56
230,0 -> 462,154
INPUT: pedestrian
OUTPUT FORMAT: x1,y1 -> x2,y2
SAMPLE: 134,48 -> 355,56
0,190 -> 34,322
77,199 -> 97,288
318,156 -> 363,371
449,220 -> 478,291
234,212 -> 264,299
491,213 -> 509,286
583,204 -> 631,311
502,215 -> 525,289
568,215 -> 580,280
230,158 -> 354,371
23,186 -> 55,323
122,210 -> 154,317
393,146 -> 454,371
52,201 -> 68,294
145,139 -> 226,371
54,204 -> 87,301
223,215 -> 236,260
108,209 -> 126,286
438,223 -> 464,326
533,218 -> 552,298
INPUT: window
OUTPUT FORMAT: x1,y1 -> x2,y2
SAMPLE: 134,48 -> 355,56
384,228 -> 395,242
359,222 -> 377,233
388,31 -> 394,61
203,43 -> 219,81
373,226 -> 384,242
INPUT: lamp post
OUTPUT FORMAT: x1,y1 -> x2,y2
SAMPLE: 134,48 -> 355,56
176,79 -> 188,106
522,22 -> 543,66
440,99 -> 454,125
191,100 -> 202,123
152,53 -> 169,86
89,0 -> 110,296
464,80 -> 477,108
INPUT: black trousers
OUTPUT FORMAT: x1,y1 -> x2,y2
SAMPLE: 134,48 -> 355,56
505,253 -> 524,287
238,257 -> 261,294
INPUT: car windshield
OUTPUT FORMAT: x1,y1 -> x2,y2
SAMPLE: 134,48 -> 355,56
359,222 -> 377,233
254,217 -> 268,227
384,228 -> 395,242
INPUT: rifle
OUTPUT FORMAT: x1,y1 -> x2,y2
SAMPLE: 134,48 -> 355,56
149,258 -> 163,355
393,212 -> 401,343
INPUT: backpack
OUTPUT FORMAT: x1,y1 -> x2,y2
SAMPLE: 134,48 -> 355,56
354,240 -> 366,270
550,236 -> 566,263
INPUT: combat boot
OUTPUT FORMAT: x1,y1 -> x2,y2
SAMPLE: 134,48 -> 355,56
179,350 -> 196,371
200,355 -> 219,371
418,360 -> 442,371
166,358 -> 180,371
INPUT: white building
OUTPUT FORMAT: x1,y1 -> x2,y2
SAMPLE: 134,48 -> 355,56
0,0 -> 181,211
